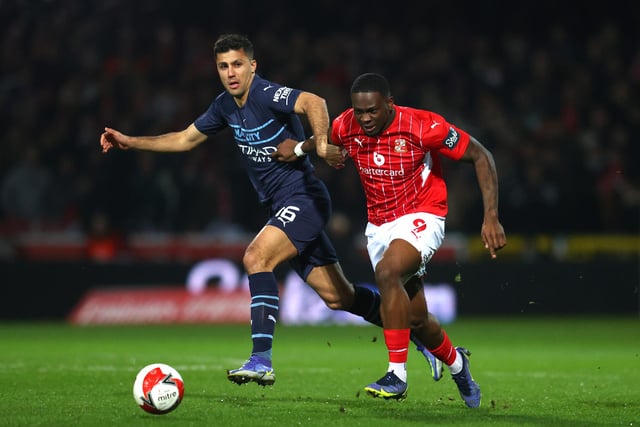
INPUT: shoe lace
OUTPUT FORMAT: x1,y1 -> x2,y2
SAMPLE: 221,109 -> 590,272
377,371 -> 401,386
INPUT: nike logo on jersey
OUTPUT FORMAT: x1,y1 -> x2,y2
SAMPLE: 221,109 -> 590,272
430,120 -> 441,129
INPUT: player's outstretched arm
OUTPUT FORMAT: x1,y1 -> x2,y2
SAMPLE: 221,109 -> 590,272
460,136 -> 507,258
100,123 -> 207,154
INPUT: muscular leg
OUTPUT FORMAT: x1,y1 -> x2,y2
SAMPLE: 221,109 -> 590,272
305,262 -> 383,325
305,263 -> 439,342
304,262 -> 355,310
243,225 -> 297,274
304,241 -> 461,389
404,276 -> 461,372
305,257 -> 447,384
374,239 -> 419,329
359,238 -> 419,386
404,276 -> 444,348
242,225 -> 297,361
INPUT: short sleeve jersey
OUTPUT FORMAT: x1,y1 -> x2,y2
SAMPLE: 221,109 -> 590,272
194,74 -> 315,205
331,105 -> 470,226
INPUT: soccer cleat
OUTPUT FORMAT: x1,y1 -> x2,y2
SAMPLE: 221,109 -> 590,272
227,355 -> 275,386
451,347 -> 481,408
416,345 -> 444,381
364,371 -> 408,400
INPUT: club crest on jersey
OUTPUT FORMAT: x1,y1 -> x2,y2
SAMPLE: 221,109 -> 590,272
394,139 -> 408,153
443,127 -> 459,149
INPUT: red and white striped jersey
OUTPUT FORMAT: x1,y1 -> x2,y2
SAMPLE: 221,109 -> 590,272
331,105 -> 470,226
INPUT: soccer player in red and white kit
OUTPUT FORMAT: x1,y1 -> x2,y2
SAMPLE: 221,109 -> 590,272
278,72 -> 506,406
334,72 -> 506,405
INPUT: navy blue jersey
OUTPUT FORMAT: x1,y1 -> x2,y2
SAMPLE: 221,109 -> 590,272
194,74 -> 317,206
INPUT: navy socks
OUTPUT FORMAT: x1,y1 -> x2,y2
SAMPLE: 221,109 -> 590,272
248,272 -> 279,361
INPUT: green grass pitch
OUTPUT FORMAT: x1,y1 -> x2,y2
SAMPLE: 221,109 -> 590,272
1,316 -> 638,426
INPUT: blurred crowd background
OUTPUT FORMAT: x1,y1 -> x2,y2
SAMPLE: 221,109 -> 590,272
1,0 -> 638,258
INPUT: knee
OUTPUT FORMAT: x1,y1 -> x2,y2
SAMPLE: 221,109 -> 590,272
374,264 -> 402,290
242,247 -> 263,273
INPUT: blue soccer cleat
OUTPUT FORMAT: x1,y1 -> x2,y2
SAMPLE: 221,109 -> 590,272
451,347 -> 481,408
364,371 -> 408,400
227,355 -> 275,386
416,345 -> 444,381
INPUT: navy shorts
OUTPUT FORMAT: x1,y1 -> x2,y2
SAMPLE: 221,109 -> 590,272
266,178 -> 339,280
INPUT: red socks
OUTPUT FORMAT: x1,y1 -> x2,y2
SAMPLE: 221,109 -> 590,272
428,330 -> 457,365
383,329 -> 410,363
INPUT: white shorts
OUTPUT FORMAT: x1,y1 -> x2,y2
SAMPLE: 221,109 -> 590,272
365,212 -> 445,278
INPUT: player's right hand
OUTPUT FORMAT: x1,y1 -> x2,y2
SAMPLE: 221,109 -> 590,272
100,127 -> 129,153
481,218 -> 507,259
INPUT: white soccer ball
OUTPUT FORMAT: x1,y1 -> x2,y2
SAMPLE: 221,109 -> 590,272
133,363 -> 184,415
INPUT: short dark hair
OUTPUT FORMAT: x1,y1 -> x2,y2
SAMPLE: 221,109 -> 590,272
214,34 -> 254,58
350,73 -> 391,97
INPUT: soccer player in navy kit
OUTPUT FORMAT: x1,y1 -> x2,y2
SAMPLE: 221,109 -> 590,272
100,35 -> 442,389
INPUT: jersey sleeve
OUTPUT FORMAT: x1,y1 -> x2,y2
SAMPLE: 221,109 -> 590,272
193,94 -> 227,135
253,80 -> 302,114
330,111 -> 348,147
422,111 -> 470,160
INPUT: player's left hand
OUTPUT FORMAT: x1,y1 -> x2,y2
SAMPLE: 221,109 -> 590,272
481,218 -> 507,259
